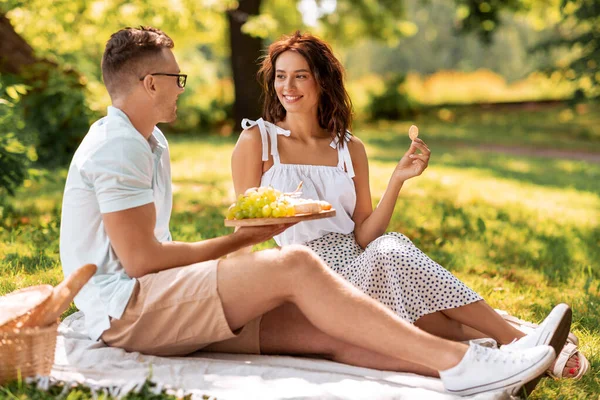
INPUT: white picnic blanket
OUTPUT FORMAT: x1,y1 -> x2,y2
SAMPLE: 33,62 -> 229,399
49,312 -> 511,400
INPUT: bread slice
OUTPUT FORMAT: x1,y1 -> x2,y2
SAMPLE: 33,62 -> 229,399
291,199 -> 332,214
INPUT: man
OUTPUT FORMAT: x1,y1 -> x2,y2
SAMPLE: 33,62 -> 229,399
59,26 -> 568,397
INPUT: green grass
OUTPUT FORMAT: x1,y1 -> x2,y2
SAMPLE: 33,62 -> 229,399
0,379 -> 201,399
1,103 -> 599,399
362,102 -> 600,153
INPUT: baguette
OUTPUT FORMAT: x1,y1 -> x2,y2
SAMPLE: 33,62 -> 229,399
22,264 -> 97,328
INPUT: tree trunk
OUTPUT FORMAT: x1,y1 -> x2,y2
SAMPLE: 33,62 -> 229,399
227,0 -> 263,129
0,13 -> 58,80
0,13 -> 39,75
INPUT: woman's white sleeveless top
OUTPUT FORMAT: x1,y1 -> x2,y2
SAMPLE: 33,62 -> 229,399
242,118 -> 357,246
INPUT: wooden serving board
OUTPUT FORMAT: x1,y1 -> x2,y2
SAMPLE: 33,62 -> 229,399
225,209 -> 336,227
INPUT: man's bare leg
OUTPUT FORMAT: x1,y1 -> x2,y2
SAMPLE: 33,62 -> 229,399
216,245 -> 467,372
260,303 -> 438,377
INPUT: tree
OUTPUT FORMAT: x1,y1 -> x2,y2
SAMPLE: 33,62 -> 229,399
453,0 -> 599,98
0,13 -> 38,75
0,10 -> 92,166
2,0 -> 595,142
535,0 -> 599,98
453,0 -> 525,43
227,0 -> 263,126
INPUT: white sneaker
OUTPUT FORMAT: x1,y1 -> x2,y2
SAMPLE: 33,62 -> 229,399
502,304 -> 572,357
461,337 -> 498,349
440,342 -> 555,397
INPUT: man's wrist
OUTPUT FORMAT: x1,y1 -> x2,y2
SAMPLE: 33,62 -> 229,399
230,229 -> 253,248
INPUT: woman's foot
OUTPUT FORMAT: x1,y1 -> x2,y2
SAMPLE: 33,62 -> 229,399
549,342 -> 589,379
500,304 -> 587,378
495,305 -> 584,376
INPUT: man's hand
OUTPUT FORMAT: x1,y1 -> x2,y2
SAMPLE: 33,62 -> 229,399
232,223 -> 296,247
103,203 -> 296,278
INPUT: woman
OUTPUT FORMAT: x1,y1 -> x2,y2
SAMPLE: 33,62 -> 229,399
231,31 -> 586,379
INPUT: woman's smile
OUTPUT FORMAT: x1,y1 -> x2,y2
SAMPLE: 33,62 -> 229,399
282,94 -> 303,104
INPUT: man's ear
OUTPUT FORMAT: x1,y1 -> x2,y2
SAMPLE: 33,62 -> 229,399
141,75 -> 157,96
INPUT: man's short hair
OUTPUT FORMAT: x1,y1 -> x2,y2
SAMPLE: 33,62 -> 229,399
101,26 -> 174,97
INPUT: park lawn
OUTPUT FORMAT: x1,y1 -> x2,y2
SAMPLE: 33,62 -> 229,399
1,104 -> 599,399
363,102 -> 600,153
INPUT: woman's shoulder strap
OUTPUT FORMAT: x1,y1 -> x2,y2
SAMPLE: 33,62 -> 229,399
330,131 -> 355,178
241,118 -> 290,163
328,130 -> 353,149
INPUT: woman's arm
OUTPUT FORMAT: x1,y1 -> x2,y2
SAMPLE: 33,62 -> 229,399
350,137 -> 430,249
232,126 -> 266,196
229,126 -> 269,257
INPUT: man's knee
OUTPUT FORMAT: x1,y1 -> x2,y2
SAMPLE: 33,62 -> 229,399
277,245 -> 324,276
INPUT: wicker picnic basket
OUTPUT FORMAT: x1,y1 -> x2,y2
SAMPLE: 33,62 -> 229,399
0,321 -> 58,385
0,264 -> 97,385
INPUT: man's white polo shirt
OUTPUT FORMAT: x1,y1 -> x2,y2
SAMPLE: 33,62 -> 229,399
60,106 -> 172,341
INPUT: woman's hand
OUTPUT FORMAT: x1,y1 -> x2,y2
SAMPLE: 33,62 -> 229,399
392,137 -> 431,183
232,223 -> 296,247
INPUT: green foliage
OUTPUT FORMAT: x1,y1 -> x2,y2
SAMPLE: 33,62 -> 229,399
1,0 -> 597,159
454,0 -> 526,43
0,132 -> 28,196
534,0 -> 600,98
21,67 -> 94,166
450,0 -> 599,96
4,0 -> 234,132
317,0 -> 407,46
367,74 -> 418,120
173,77 -> 234,131
344,0 -> 570,84
258,0 -> 304,39
0,76 -> 34,197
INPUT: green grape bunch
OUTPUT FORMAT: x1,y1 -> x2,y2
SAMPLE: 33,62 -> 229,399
226,186 -> 296,220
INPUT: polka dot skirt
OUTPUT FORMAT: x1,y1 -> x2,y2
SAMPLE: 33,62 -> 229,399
305,232 -> 483,323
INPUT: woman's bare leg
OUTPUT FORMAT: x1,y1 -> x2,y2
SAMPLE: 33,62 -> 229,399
440,301 -> 524,344
415,311 -> 486,342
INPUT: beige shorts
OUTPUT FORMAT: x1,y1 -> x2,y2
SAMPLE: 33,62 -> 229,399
101,260 -> 261,356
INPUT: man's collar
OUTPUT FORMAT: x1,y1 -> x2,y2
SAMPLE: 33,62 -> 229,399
108,106 -> 164,153
148,132 -> 166,153
107,105 -> 127,119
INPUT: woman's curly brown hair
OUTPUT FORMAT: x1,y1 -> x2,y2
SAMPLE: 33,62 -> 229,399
258,31 -> 353,143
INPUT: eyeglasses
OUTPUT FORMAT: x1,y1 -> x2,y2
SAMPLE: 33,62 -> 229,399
140,73 -> 187,88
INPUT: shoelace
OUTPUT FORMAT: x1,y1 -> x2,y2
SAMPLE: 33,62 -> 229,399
473,344 -> 528,364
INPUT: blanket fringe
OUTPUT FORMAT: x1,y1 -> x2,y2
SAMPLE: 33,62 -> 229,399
25,374 -> 217,399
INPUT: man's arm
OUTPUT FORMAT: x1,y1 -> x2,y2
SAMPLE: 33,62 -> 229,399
103,202 -> 289,278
